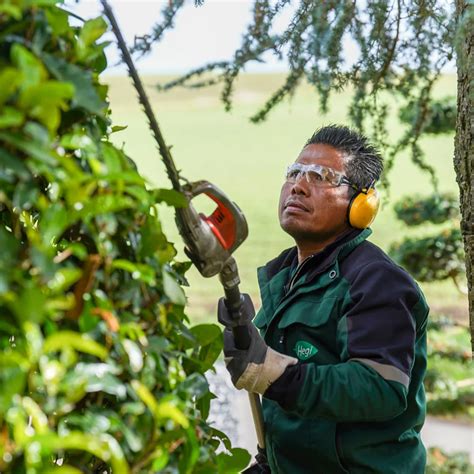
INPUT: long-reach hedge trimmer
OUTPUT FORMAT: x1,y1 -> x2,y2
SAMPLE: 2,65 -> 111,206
101,0 -> 266,462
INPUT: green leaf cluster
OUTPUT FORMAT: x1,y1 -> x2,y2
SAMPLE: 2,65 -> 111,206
0,3 -> 249,473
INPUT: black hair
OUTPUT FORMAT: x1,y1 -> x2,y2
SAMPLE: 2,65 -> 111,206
305,125 -> 383,193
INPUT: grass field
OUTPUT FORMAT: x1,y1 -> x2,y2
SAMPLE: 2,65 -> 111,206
105,73 -> 468,323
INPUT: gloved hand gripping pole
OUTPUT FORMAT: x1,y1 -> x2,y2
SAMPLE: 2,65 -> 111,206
219,259 -> 266,450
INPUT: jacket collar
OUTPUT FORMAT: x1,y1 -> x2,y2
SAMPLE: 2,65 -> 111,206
258,227 -> 372,287
256,228 -> 372,328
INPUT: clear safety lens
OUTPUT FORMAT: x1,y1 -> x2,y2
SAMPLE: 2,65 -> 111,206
285,163 -> 348,187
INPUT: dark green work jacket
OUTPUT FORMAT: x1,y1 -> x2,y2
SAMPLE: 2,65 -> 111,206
255,229 -> 429,474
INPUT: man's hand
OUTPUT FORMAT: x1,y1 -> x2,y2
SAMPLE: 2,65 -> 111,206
218,296 -> 297,395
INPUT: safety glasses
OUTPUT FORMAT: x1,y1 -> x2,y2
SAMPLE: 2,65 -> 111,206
285,163 -> 353,188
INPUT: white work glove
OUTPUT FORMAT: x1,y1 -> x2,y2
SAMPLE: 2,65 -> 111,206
218,296 -> 297,395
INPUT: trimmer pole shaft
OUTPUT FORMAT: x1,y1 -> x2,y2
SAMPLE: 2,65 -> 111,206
100,0 -> 181,191
219,258 -> 251,349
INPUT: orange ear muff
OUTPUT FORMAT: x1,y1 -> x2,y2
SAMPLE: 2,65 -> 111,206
348,187 -> 380,229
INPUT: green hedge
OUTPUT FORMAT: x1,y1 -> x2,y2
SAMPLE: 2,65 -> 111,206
0,2 -> 249,472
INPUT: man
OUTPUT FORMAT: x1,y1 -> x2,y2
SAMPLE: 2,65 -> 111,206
219,125 -> 429,473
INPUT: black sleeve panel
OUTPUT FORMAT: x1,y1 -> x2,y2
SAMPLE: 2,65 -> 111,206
346,261 -> 422,378
263,363 -> 307,410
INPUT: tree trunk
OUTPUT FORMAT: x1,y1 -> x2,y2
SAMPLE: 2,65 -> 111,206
454,1 -> 473,351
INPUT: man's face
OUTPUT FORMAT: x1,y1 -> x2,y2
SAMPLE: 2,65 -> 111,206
278,143 -> 352,244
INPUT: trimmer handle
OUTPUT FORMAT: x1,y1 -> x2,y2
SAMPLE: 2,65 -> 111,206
185,180 -> 248,253
175,180 -> 248,277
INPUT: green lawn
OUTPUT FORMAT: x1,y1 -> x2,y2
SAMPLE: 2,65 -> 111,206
105,73 -> 467,323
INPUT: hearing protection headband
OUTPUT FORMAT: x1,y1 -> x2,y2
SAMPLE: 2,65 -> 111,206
351,179 -> 376,194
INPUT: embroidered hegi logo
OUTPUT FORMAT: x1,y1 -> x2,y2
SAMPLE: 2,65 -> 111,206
293,340 -> 318,360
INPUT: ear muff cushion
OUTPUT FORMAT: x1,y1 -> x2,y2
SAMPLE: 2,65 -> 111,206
348,188 -> 380,229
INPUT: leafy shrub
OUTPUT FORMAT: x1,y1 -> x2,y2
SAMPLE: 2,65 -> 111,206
393,194 -> 459,227
389,228 -> 465,283
399,96 -> 457,135
0,2 -> 249,473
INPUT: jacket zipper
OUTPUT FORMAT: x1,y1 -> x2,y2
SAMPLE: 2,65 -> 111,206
276,257 -> 314,353
288,255 -> 315,292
